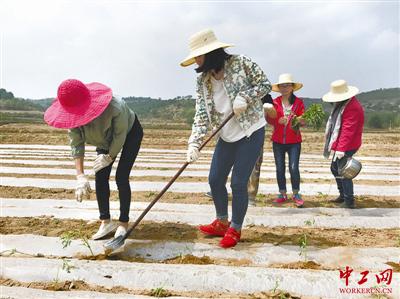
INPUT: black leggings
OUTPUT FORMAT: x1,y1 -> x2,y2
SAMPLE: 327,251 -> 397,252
95,116 -> 143,222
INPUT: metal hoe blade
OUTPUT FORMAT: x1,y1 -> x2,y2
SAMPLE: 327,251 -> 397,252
103,234 -> 126,254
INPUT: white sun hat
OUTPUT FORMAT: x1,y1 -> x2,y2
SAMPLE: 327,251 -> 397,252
180,29 -> 234,67
271,73 -> 303,92
322,79 -> 359,102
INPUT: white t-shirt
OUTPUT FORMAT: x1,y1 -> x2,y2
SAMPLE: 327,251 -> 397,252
211,76 -> 265,142
282,102 -> 293,117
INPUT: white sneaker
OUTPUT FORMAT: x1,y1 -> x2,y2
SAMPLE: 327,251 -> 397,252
114,225 -> 128,238
92,221 -> 118,240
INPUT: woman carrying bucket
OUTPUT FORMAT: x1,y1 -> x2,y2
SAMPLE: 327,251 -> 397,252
267,74 -> 305,207
323,80 -> 364,209
44,79 -> 143,239
180,29 -> 273,248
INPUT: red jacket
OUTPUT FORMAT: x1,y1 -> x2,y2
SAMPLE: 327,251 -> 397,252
267,96 -> 305,144
331,97 -> 364,152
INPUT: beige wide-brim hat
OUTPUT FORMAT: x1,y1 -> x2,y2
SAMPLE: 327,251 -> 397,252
271,73 -> 303,92
180,29 -> 234,67
322,79 -> 359,102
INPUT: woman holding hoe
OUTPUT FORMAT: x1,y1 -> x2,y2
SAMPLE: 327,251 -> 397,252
181,29 -> 273,248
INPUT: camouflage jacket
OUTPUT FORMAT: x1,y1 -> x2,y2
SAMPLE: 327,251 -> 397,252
188,55 -> 271,146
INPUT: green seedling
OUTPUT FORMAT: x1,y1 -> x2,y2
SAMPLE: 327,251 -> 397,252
299,219 -> 315,262
52,258 -> 75,289
60,231 -> 77,248
150,286 -> 169,297
270,280 -> 289,299
299,234 -> 308,261
279,293 -> 289,299
317,192 -> 329,200
80,235 -> 94,256
62,258 -> 74,273
60,229 -> 94,256
304,219 -> 315,227
292,103 -> 325,131
146,191 -> 156,198
271,280 -> 280,294
256,193 -> 266,200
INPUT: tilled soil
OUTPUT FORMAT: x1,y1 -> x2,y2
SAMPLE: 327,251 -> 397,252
1,124 -> 399,156
0,277 -> 298,298
1,217 -> 398,248
1,186 -> 399,208
77,254 -> 254,268
0,172 -> 398,186
1,124 -> 399,298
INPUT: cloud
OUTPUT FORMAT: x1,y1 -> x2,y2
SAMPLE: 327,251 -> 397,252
1,0 -> 398,99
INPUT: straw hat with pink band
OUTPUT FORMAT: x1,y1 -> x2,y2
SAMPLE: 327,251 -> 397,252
44,79 -> 113,129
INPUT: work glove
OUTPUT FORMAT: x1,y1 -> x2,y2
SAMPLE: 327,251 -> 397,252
263,103 -> 274,110
232,96 -> 248,115
75,174 -> 91,202
334,151 -> 345,161
186,144 -> 200,163
262,94 -> 273,104
93,154 -> 114,173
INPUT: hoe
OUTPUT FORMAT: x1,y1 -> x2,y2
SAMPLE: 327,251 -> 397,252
104,112 -> 234,254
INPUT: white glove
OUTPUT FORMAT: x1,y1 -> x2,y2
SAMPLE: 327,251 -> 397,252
232,96 -> 248,115
93,154 -> 114,173
263,103 -> 274,110
187,144 -> 200,163
334,151 -> 345,161
75,174 -> 91,202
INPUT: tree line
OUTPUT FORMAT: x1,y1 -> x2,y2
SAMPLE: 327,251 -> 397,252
0,88 -> 399,129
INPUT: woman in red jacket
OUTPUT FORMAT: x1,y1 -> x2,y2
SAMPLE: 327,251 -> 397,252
267,74 -> 305,207
323,80 -> 364,209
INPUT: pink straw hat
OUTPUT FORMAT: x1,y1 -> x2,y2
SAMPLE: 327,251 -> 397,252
44,79 -> 113,129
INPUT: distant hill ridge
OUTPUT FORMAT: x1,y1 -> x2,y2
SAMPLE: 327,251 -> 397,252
0,87 -> 399,128
1,87 -> 398,113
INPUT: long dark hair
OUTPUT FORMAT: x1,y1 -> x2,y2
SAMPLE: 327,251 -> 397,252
289,92 -> 296,105
195,48 -> 231,74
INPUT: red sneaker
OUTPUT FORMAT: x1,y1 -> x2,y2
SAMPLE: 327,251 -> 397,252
219,227 -> 241,248
199,219 -> 229,237
273,193 -> 288,204
292,193 -> 304,207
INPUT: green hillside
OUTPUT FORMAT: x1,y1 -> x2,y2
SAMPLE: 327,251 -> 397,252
0,87 -> 399,129
303,87 -> 400,113
0,98 -> 45,112
124,96 -> 195,125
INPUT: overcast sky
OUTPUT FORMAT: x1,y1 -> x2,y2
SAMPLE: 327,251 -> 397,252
1,0 -> 399,100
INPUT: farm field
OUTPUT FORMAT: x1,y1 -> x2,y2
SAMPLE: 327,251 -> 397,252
1,124 -> 399,298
